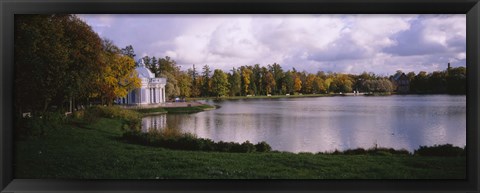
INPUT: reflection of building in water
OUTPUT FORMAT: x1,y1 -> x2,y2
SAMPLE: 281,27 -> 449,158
141,115 -> 167,132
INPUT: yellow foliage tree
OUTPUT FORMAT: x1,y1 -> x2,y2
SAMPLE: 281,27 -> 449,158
96,39 -> 141,105
241,68 -> 253,95
294,77 -> 302,93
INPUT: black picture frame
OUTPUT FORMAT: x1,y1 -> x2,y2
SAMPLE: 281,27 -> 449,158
1,0 -> 479,192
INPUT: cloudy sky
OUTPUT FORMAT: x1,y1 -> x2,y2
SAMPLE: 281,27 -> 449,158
78,14 -> 466,75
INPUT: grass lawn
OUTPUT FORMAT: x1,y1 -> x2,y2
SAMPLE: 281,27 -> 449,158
15,118 -> 466,179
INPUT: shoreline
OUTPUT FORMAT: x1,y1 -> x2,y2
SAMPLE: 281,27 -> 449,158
188,93 -> 466,101
132,103 -> 216,115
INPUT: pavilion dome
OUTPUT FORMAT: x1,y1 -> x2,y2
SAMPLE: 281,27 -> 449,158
135,59 -> 155,78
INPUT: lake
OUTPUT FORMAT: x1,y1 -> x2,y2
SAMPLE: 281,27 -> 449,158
141,95 -> 466,153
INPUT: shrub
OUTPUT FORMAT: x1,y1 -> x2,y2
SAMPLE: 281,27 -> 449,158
82,106 -> 141,131
371,147 -> 410,156
240,141 -> 256,153
414,144 -> 465,157
317,147 -> 410,156
15,111 -> 68,137
255,141 -> 272,152
216,141 -> 234,152
121,130 -> 273,153
343,148 -> 367,155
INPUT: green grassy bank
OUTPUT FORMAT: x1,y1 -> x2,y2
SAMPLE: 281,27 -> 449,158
15,117 -> 465,179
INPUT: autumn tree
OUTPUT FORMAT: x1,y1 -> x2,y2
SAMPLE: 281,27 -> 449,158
294,77 -> 302,93
15,14 -> 105,113
312,76 -> 326,94
241,67 -> 253,95
305,74 -> 316,94
330,74 -> 353,93
97,39 -> 141,105
263,71 -> 276,95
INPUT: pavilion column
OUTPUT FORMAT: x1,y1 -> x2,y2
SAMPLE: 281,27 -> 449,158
154,86 -> 158,104
157,86 -> 162,103
152,87 -> 155,104
162,88 -> 165,103
159,88 -> 162,103
148,87 -> 153,103
151,87 -> 154,103
156,86 -> 160,104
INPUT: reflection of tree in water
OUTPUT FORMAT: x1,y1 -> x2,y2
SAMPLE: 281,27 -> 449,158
142,115 -> 167,132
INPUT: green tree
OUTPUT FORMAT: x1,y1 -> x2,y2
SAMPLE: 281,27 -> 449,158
155,56 -> 181,99
284,71 -> 294,94
158,56 -> 178,76
161,71 -> 180,99
188,65 -> 201,97
202,65 -> 212,96
121,45 -> 136,59
269,63 -> 284,94
252,64 -> 262,95
229,68 -> 242,96
211,69 -> 230,97
313,76 -> 326,94
411,71 -> 429,93
177,73 -> 192,98
447,67 -> 466,94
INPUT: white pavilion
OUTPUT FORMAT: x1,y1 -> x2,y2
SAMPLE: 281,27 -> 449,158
117,59 -> 167,106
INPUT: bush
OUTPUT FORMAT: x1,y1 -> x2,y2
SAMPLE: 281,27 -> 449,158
318,147 -> 410,156
15,111 -> 68,137
82,106 -> 141,131
343,148 -> 367,155
414,144 -> 465,157
122,130 -> 273,153
255,141 -> 272,152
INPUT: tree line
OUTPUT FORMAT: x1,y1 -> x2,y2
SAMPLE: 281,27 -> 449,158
15,14 -> 140,115
140,54 -> 466,98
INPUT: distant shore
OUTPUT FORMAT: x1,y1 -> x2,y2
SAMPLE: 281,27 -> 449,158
187,92 -> 465,101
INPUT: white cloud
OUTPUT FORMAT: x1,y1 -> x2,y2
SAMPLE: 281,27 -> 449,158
77,14 -> 466,75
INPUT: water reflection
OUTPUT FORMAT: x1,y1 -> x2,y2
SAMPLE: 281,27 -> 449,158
141,95 -> 466,153
141,115 -> 167,132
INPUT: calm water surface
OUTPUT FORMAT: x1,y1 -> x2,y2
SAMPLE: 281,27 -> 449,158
141,95 -> 466,153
